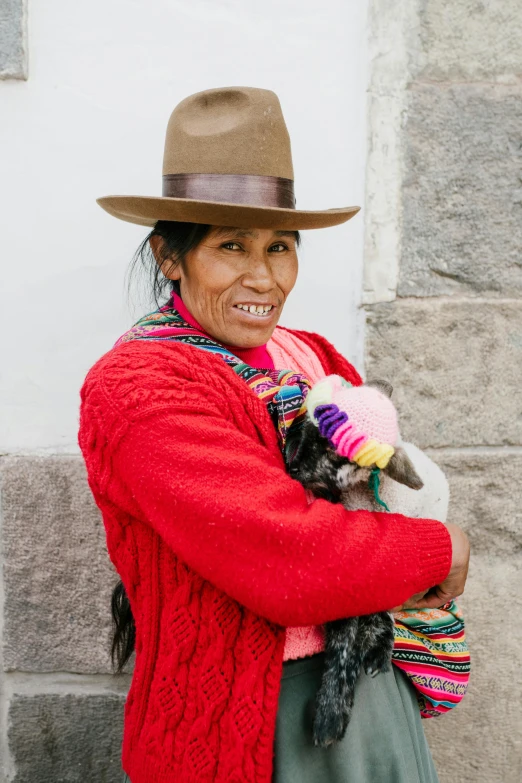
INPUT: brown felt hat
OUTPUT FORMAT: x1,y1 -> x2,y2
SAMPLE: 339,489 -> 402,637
97,86 -> 361,230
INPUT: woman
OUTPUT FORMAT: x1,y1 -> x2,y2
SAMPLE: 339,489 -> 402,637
78,87 -> 470,783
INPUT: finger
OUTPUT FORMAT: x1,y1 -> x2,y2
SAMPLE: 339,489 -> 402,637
397,590 -> 431,611
408,591 -> 454,610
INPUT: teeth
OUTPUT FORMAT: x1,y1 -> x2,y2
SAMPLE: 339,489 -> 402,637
235,304 -> 273,317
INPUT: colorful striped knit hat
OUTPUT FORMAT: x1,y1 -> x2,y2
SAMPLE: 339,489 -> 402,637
305,375 -> 399,469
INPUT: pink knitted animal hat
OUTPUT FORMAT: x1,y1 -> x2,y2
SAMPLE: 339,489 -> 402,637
305,375 -> 399,468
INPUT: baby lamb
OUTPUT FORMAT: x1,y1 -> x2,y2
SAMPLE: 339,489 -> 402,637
285,375 -> 448,749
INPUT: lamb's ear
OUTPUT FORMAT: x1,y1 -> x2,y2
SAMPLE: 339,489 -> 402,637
386,447 -> 424,490
366,379 -> 393,399
285,417 -> 316,469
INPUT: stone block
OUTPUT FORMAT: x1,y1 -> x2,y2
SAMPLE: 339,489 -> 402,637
428,450 -> 522,556
399,84 -> 522,298
418,0 -> 522,82
8,692 -> 125,782
0,0 -> 27,80
0,456 -> 119,673
425,554 -> 522,783
364,299 -> 522,449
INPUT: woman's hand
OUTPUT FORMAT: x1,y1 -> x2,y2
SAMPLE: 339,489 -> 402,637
391,522 -> 470,611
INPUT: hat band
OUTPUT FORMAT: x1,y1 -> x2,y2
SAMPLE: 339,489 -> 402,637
162,173 -> 295,209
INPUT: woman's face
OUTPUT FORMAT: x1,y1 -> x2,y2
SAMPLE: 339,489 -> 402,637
157,226 -> 299,348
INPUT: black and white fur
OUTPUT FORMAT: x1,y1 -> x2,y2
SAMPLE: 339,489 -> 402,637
286,380 -> 424,748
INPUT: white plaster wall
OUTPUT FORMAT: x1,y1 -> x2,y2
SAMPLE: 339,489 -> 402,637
0,0 -> 369,453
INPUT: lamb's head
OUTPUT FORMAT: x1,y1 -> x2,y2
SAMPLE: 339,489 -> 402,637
286,375 -> 423,505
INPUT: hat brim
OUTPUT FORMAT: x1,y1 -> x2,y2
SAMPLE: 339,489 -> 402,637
96,195 -> 360,230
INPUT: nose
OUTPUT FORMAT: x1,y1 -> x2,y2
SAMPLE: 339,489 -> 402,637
241,252 -> 276,293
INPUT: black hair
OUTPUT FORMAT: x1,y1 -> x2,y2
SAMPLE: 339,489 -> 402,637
125,220 -> 215,308
111,219 -> 301,673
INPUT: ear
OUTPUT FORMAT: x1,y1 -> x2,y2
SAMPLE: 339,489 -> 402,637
366,379 -> 393,399
150,235 -> 182,281
285,417 -> 315,469
386,447 -> 424,490
149,234 -> 164,262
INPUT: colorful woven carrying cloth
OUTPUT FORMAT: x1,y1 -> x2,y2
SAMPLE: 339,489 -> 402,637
116,294 -> 469,718
393,602 -> 469,717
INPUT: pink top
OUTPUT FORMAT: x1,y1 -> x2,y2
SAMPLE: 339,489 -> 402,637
173,291 -> 325,661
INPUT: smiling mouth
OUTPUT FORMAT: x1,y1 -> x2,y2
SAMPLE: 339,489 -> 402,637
234,304 -> 275,318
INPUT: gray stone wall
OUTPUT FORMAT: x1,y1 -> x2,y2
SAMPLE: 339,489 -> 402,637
365,2 -> 522,782
0,0 -> 27,80
0,457 -> 129,781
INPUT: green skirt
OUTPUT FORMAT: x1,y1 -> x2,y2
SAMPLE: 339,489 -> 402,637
123,652 -> 439,783
273,651 -> 439,783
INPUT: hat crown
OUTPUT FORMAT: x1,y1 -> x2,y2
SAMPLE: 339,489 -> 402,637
162,86 -> 294,180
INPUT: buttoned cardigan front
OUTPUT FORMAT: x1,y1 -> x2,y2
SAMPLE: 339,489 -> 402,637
78,327 -> 452,783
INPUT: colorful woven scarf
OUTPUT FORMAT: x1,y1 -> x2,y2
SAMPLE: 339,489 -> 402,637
117,297 -> 469,717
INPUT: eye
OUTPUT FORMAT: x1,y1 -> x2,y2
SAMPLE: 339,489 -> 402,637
221,242 -> 242,250
269,243 -> 288,252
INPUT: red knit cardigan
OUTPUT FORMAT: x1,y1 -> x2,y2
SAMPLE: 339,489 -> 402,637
78,327 -> 452,783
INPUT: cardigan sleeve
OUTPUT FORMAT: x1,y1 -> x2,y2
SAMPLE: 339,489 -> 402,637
79,343 -> 452,628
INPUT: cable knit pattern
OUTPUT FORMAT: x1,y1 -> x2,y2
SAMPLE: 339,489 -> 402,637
78,329 -> 452,783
